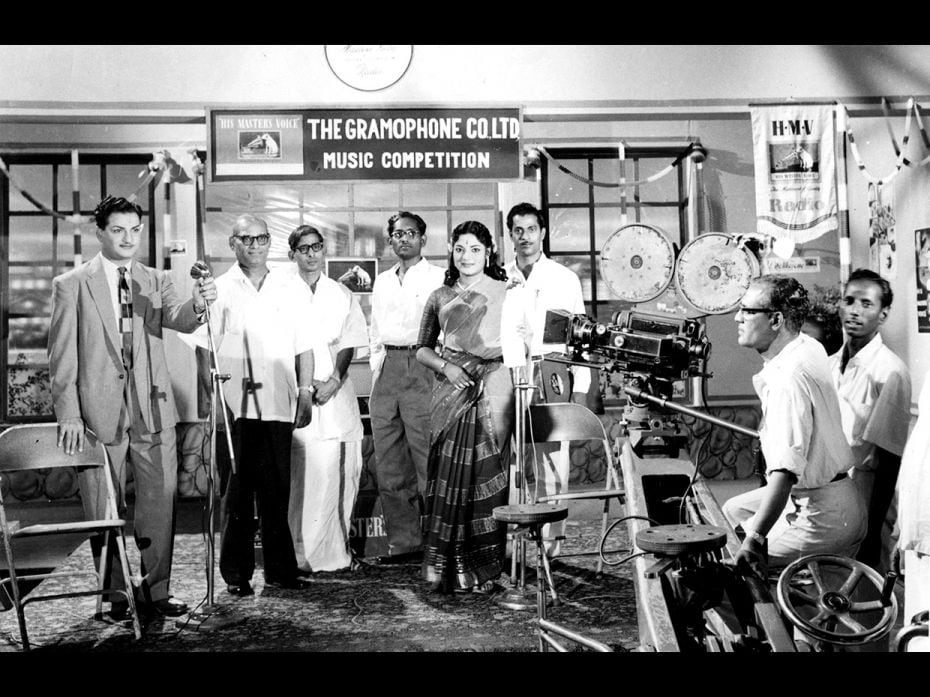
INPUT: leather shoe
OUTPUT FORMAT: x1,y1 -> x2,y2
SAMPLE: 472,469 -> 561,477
264,576 -> 312,590
151,597 -> 189,617
376,550 -> 423,566
226,582 -> 254,597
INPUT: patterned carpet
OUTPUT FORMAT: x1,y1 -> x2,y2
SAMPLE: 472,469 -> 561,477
0,515 -> 641,653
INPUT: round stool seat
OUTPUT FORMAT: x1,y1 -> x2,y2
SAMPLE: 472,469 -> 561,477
635,524 -> 728,556
493,503 -> 569,526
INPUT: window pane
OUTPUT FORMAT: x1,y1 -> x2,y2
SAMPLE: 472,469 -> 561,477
594,208 -> 638,250
8,317 -> 49,353
354,183 -> 400,209
55,162 -> 102,213
105,164 -> 149,206
547,159 -> 590,204
421,211 -> 450,259
9,268 -> 53,317
355,210 -> 395,262
9,216 -> 54,263
301,183 -> 349,209
451,182 -> 495,207
637,206 -> 683,247
549,254 -> 592,298
591,158 -> 625,205
9,165 -> 53,212
548,207 -> 590,252
401,182 -> 447,209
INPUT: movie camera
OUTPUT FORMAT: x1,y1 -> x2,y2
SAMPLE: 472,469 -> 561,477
543,309 -> 712,456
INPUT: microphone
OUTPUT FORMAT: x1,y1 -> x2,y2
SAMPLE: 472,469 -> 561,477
190,261 -> 212,280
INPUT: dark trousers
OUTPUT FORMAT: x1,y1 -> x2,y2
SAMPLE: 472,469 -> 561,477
369,350 -> 434,556
219,418 -> 298,585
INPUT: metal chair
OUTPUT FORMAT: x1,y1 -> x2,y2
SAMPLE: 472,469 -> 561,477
529,403 -> 625,573
0,424 -> 142,650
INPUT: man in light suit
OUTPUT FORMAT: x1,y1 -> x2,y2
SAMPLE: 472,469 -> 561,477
48,195 -> 216,620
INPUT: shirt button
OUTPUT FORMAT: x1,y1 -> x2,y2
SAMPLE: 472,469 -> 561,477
118,374 -> 125,379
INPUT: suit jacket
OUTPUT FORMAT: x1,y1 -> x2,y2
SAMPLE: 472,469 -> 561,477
48,255 -> 203,444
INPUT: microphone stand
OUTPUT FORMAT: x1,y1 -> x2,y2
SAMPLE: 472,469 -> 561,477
178,291 -> 244,632
497,377 -> 539,611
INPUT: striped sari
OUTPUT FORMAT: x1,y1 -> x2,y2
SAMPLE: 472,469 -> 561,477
418,279 -> 514,593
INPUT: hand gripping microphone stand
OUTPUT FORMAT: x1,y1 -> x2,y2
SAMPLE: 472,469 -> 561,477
178,262 -> 244,632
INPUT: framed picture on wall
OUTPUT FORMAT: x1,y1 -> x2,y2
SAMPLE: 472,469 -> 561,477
326,258 -> 378,295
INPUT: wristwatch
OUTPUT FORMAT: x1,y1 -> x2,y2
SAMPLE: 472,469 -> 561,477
744,529 -> 766,546
438,360 -> 448,373
298,385 -> 316,395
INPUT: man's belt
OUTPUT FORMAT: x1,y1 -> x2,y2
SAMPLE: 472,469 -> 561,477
384,344 -> 418,352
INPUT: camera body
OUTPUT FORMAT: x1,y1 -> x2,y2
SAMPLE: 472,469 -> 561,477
543,309 -> 712,457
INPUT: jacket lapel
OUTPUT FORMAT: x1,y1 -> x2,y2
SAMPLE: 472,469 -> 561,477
85,255 -> 122,361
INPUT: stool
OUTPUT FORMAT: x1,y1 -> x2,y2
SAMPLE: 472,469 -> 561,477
493,503 -> 568,652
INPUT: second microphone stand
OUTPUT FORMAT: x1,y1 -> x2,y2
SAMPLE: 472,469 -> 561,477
178,297 -> 244,632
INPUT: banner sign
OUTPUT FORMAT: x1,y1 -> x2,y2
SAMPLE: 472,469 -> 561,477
750,104 -> 837,244
761,254 -> 821,275
208,107 -> 522,182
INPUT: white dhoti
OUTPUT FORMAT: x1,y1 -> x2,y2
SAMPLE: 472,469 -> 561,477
289,433 -> 363,572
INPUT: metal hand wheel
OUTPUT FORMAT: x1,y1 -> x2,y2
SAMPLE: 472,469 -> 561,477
776,553 -> 898,646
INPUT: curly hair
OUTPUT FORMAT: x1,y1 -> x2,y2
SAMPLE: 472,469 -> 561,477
443,221 -> 508,287
93,195 -> 143,230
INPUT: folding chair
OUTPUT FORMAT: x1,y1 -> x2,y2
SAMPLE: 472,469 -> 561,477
529,403 -> 625,574
0,423 -> 142,650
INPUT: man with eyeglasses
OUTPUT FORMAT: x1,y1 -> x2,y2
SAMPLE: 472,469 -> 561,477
49,195 -> 217,621
722,275 -> 865,576
368,211 -> 445,565
503,202 -> 592,558
188,214 -> 317,596
828,268 -> 910,574
284,225 -> 368,573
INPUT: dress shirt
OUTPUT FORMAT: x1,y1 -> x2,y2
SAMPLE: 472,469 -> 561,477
753,332 -> 854,489
504,255 -> 590,393
369,257 -> 445,375
97,253 -> 132,331
829,333 -> 912,469
183,265 -> 319,423
898,370 -> 930,555
288,270 -> 367,441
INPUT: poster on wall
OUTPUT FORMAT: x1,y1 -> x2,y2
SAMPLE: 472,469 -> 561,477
917,228 -> 930,333
750,104 -> 837,245
868,183 -> 897,279
208,107 -> 522,183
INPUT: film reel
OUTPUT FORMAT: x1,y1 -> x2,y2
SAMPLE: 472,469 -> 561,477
674,232 -> 760,314
600,223 -> 675,303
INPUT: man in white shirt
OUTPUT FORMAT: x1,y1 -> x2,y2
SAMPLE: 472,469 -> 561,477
503,202 -> 592,557
369,211 -> 445,564
285,225 -> 368,573
896,370 -> 930,651
722,275 -> 865,573
192,215 -> 315,596
830,268 -> 911,574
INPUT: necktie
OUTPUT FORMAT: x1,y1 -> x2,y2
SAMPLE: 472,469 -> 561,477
117,266 -> 133,369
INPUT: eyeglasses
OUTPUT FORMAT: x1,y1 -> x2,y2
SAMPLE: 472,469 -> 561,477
736,306 -> 776,316
389,228 -> 421,240
234,233 -> 270,247
295,242 -> 324,255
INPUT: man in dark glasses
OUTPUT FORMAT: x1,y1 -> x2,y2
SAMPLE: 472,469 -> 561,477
723,274 -> 865,577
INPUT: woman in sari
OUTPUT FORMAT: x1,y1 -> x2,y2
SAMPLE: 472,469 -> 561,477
415,221 -> 515,594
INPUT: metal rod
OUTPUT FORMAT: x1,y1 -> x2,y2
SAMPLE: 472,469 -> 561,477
623,386 -> 759,439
